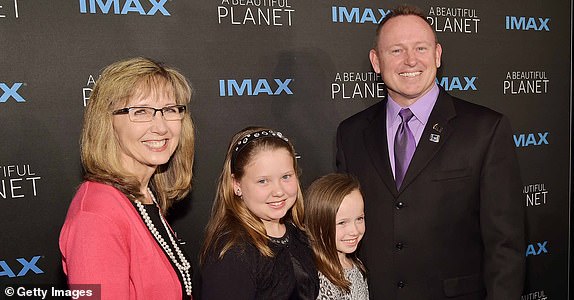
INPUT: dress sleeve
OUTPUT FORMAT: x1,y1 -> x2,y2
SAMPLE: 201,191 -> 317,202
288,224 -> 320,299
60,211 -> 131,299
201,247 -> 257,300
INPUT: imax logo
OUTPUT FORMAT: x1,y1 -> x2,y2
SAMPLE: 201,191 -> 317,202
525,241 -> 548,257
0,256 -> 44,278
437,76 -> 477,91
0,82 -> 25,103
79,0 -> 170,16
219,79 -> 293,97
513,132 -> 549,147
332,6 -> 391,24
505,16 -> 550,31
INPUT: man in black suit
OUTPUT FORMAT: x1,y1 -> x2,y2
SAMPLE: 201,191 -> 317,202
336,5 -> 525,300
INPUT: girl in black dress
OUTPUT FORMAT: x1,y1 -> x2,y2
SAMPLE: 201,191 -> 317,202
200,126 -> 319,300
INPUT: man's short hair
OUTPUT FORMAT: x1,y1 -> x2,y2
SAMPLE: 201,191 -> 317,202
373,5 -> 437,49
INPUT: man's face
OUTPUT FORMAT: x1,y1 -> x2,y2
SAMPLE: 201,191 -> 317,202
370,15 -> 442,106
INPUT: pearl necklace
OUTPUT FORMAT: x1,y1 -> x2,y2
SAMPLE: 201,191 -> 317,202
134,188 -> 192,296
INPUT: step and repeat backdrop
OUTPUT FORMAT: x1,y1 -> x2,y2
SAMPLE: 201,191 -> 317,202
1,0 -> 571,299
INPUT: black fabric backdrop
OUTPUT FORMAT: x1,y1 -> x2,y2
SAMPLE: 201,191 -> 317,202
0,1 -> 571,299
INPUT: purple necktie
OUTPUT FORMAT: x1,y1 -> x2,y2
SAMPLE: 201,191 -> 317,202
394,108 -> 415,189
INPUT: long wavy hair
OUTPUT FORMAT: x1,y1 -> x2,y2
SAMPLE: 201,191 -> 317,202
305,173 -> 366,292
200,126 -> 305,263
81,57 -> 194,213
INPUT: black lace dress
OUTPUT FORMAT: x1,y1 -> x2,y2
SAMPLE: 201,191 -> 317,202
201,222 -> 319,300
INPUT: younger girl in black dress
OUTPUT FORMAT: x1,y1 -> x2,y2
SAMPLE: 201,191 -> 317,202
200,126 -> 319,300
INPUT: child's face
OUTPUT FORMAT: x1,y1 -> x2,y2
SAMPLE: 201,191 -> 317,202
335,189 -> 365,258
233,148 -> 298,233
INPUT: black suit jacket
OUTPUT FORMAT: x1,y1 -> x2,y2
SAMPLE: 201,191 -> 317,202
336,88 -> 525,300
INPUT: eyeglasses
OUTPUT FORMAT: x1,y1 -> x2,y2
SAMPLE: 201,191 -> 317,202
112,105 -> 187,122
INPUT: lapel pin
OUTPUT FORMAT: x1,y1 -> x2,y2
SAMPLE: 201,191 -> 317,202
429,134 -> 440,143
432,123 -> 443,133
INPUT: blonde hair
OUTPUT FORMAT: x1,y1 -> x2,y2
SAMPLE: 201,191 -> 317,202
305,173 -> 366,292
81,57 -> 194,213
200,126 -> 305,263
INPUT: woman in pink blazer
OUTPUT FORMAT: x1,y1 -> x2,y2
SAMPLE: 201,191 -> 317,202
59,57 -> 195,299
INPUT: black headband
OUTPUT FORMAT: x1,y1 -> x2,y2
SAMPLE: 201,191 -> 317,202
231,129 -> 290,169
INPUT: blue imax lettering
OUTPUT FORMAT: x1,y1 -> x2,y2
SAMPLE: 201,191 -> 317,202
332,6 -> 391,24
0,82 -> 25,102
0,256 -> 44,278
219,79 -> 293,97
79,0 -> 170,16
505,16 -> 550,31
436,77 -> 477,91
513,132 -> 549,147
525,241 -> 548,257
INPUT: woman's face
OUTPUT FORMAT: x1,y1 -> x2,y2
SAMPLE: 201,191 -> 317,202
112,84 -> 181,179
234,148 -> 298,233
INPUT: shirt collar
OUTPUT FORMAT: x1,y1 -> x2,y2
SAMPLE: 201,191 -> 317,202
387,83 -> 440,126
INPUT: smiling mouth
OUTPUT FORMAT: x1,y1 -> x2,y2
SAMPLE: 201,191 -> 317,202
400,71 -> 422,77
341,238 -> 359,245
267,199 -> 286,209
143,139 -> 167,149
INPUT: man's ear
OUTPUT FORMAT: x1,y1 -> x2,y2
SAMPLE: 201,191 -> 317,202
369,49 -> 382,74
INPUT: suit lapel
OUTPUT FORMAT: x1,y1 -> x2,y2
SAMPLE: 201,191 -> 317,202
363,100 -> 399,197
399,89 -> 457,193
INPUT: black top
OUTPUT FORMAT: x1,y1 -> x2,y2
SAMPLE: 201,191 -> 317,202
135,203 -> 192,300
201,222 -> 319,300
